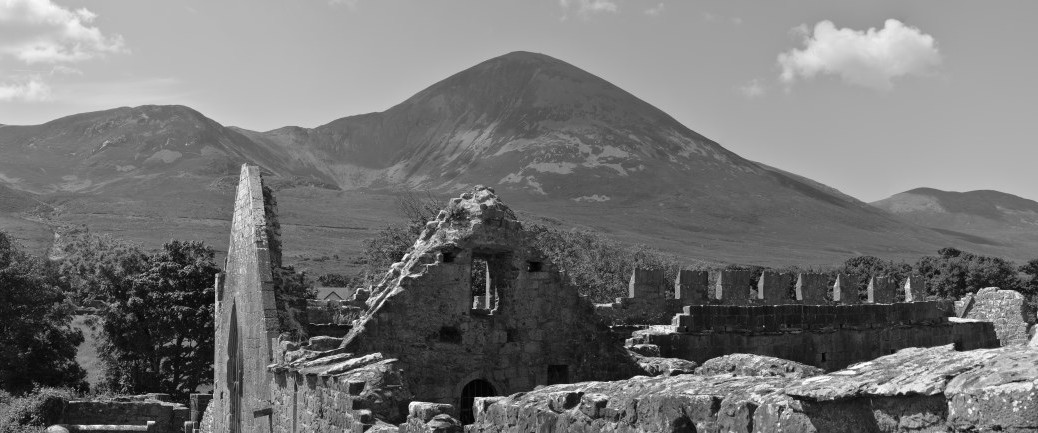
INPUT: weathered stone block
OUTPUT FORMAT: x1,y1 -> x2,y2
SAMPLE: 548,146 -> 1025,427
795,273 -> 827,305
716,270 -> 751,305
675,270 -> 709,305
832,273 -> 858,304
867,276 -> 895,304
629,268 -> 666,298
903,275 -> 926,302
757,271 -> 792,305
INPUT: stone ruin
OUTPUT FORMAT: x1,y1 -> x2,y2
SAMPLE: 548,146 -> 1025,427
196,165 -> 1037,433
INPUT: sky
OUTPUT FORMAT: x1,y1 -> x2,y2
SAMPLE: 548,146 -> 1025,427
0,0 -> 1035,203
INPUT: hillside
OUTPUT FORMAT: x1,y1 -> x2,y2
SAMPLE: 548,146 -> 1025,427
0,52 -> 1026,273
872,188 -> 1038,256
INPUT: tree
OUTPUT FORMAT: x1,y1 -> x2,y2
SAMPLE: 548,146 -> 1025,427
915,248 -> 1021,300
91,240 -> 219,400
0,231 -> 86,394
54,225 -> 149,306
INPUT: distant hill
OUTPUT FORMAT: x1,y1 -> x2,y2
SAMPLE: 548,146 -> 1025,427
0,52 -> 1027,272
871,188 -> 1038,255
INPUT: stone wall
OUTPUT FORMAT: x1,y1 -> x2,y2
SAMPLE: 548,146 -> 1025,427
211,164 -> 283,433
339,188 -> 639,408
268,352 -> 408,432
467,345 -> 1038,433
51,395 -> 189,433
594,269 -> 684,324
631,300 -> 1001,370
958,287 -> 1036,346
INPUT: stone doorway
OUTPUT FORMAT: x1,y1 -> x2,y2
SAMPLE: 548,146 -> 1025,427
227,303 -> 244,433
459,379 -> 497,424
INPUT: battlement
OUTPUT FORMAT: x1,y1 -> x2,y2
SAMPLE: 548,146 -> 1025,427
670,300 -> 954,333
596,267 -> 934,325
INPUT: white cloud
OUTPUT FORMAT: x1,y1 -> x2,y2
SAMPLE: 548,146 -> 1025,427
738,79 -> 766,99
327,0 -> 359,8
0,0 -> 126,64
560,0 -> 618,19
777,19 -> 941,91
0,75 -> 51,101
644,3 -> 664,16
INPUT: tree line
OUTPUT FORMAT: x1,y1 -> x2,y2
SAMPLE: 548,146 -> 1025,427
3,191 -> 1037,404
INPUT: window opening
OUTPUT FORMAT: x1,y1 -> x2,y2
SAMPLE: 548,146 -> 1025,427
470,251 -> 514,314
527,261 -> 543,272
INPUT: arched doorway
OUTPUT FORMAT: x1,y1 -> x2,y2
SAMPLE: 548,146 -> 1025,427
227,303 -> 244,433
459,379 -> 497,424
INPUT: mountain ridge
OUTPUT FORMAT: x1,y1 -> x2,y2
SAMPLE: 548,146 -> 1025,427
0,51 -> 1032,271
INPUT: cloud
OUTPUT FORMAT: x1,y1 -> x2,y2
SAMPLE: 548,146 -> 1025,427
738,79 -> 766,99
560,0 -> 618,19
644,3 -> 664,16
777,19 -> 941,91
0,75 -> 51,101
327,0 -> 359,8
0,0 -> 126,64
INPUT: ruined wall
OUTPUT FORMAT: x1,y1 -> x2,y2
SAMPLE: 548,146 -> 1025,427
338,187 -> 639,411
211,164 -> 282,433
633,301 -> 999,370
61,401 -> 188,433
958,287 -> 1036,346
594,269 -> 685,324
468,345 -> 1038,433
49,395 -> 189,433
268,351 -> 409,432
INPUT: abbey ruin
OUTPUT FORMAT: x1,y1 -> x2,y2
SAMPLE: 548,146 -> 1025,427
193,165 -> 1036,433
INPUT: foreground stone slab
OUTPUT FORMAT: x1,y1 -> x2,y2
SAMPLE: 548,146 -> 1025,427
469,345 -> 1038,433
695,353 -> 823,379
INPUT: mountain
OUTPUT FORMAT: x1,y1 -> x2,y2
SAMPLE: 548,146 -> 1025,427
871,188 -> 1038,253
0,51 -> 1021,271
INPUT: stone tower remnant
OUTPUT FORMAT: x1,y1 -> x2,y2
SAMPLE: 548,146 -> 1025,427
757,271 -> 792,305
675,270 -> 709,305
904,275 -> 926,302
715,270 -> 751,304
832,273 -> 858,304
867,276 -> 896,304
795,273 -> 828,305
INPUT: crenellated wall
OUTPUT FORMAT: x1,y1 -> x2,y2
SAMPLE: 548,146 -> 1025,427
596,268 -> 937,325
631,301 -> 999,370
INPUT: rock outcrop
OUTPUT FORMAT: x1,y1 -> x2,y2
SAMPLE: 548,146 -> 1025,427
695,353 -> 823,379
469,345 -> 1038,432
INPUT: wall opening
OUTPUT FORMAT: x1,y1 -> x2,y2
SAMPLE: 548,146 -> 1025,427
438,326 -> 462,344
470,251 -> 514,313
459,379 -> 497,425
527,261 -> 543,272
226,303 -> 244,433
442,251 -> 456,263
547,365 -> 570,385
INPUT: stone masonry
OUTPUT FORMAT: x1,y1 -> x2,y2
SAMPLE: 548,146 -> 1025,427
211,165 -> 284,433
957,287 -> 1036,346
795,273 -> 827,305
867,276 -> 896,303
757,271 -> 792,304
715,270 -> 751,305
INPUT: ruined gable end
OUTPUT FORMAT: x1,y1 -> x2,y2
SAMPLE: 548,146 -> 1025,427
211,164 -> 284,433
